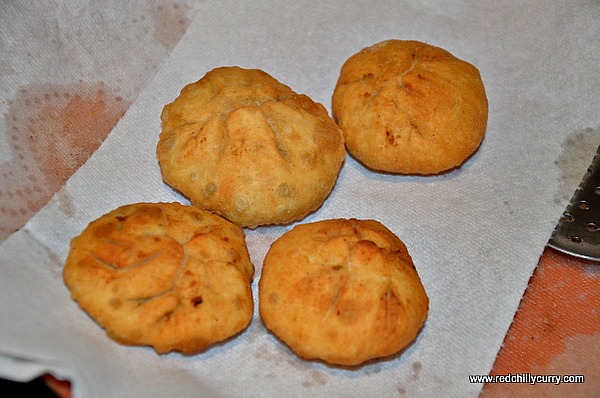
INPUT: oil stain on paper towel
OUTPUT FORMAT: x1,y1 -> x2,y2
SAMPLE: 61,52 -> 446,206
0,1 -> 199,243
146,2 -> 193,49
0,82 -> 129,241
554,127 -> 600,205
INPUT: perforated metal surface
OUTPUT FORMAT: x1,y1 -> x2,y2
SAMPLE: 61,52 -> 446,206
548,145 -> 600,262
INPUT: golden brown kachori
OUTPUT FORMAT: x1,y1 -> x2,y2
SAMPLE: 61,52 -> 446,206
157,66 -> 345,228
332,39 -> 488,174
259,218 -> 429,366
63,202 -> 254,355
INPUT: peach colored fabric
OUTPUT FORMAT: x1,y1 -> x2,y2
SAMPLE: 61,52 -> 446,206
482,248 -> 600,397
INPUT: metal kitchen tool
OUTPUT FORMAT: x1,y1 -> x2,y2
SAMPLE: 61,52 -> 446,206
548,145 -> 600,262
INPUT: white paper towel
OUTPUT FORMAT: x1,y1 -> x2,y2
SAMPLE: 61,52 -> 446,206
1,1 -> 599,397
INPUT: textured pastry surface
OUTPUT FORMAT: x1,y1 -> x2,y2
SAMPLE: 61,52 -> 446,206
63,202 -> 254,355
259,218 -> 429,366
332,40 -> 488,174
157,66 -> 346,228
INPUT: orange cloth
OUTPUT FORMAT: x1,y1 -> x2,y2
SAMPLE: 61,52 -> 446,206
482,248 -> 600,397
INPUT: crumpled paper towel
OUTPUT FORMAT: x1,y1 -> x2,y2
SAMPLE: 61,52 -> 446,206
1,0 -> 599,397
0,0 -> 200,242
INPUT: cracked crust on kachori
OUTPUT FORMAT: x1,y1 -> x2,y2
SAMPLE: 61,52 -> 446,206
62,202 -> 254,355
332,40 -> 488,174
157,66 -> 346,228
258,218 -> 429,366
